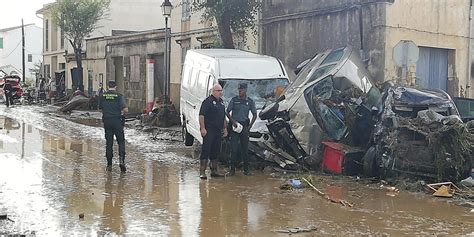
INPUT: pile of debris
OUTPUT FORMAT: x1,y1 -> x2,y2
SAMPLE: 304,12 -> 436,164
253,47 -> 473,183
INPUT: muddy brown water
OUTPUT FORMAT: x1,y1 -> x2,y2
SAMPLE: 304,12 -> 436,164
0,106 -> 473,236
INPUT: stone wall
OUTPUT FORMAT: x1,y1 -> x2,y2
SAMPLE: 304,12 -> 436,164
261,0 -> 390,81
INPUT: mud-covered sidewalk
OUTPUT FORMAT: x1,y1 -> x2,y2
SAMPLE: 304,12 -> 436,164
0,105 -> 473,236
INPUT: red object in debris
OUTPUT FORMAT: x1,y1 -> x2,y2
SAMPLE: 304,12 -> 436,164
146,101 -> 154,113
321,142 -> 364,175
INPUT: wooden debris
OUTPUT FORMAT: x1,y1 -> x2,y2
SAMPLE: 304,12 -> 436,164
302,177 -> 354,207
427,182 -> 460,198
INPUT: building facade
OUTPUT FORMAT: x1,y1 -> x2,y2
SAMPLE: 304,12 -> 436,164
0,24 -> 43,81
261,0 -> 473,98
37,0 -> 259,112
36,0 -> 166,93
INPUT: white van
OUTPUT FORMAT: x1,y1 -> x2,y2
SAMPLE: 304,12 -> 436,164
180,49 -> 289,146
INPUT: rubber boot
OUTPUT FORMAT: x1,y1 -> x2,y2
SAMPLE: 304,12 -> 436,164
228,162 -> 236,176
200,160 -> 208,180
106,157 -> 113,172
119,157 -> 127,173
243,163 -> 251,176
210,160 -> 224,178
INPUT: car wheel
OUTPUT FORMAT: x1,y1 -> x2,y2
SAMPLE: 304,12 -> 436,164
363,145 -> 378,177
182,124 -> 194,146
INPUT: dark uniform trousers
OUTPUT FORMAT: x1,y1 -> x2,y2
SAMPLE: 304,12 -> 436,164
230,120 -> 250,170
200,128 -> 222,161
104,117 -> 126,165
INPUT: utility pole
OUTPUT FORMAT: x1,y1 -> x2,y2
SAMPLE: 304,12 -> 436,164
22,19 -> 25,83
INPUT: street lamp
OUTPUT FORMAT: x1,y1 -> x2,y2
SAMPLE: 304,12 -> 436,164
161,0 -> 172,103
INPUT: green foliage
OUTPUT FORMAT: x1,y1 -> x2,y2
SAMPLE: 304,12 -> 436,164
192,0 -> 260,46
53,0 -> 110,49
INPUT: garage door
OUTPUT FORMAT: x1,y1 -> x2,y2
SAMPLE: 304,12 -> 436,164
415,47 -> 449,91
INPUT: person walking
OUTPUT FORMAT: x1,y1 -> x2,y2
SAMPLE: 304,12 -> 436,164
226,83 -> 257,176
3,79 -> 14,107
199,84 -> 227,179
99,81 -> 129,172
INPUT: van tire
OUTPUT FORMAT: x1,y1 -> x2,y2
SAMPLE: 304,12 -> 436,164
183,124 -> 194,146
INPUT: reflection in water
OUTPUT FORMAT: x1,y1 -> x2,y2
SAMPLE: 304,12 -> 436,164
178,170 -> 200,237
99,173 -> 126,235
199,180 -> 249,236
1,112 -> 474,236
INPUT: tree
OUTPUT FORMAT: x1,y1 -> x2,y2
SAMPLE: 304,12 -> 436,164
53,0 -> 110,91
192,0 -> 260,49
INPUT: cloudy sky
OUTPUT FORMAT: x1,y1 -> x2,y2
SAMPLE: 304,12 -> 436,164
0,0 -> 54,29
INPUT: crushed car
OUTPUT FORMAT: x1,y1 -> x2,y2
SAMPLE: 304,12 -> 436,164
365,87 -> 472,181
259,47 -> 380,167
258,46 -> 472,182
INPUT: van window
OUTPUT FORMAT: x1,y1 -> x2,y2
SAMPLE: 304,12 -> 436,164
207,75 -> 215,96
221,78 -> 289,109
197,71 -> 209,95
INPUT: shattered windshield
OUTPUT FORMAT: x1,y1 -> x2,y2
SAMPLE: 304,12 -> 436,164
305,76 -> 348,140
220,79 -> 289,109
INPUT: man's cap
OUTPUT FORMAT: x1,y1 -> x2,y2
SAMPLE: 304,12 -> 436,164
108,80 -> 116,87
238,83 -> 248,89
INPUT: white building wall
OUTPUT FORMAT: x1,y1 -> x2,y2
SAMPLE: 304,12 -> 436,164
88,0 -> 165,38
0,25 -> 43,81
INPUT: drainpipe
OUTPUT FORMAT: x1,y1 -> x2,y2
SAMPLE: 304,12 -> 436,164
467,0 -> 472,97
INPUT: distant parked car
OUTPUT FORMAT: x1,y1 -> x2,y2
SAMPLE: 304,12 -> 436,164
0,75 -> 23,104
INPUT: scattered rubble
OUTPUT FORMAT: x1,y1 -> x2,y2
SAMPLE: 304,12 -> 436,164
273,225 -> 318,234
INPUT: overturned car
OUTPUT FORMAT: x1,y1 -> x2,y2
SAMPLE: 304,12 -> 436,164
258,47 -> 472,181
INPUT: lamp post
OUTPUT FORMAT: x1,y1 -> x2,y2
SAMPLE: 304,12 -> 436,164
161,0 -> 172,103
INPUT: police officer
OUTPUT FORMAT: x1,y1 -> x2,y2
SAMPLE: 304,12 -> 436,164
199,84 -> 227,179
226,83 -> 257,176
3,79 -> 14,107
99,81 -> 129,172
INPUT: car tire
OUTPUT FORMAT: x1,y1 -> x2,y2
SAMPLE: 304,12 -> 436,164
182,124 -> 194,146
363,145 -> 378,177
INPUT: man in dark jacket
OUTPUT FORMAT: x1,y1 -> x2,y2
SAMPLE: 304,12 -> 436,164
226,83 -> 257,176
198,84 -> 227,179
99,81 -> 129,172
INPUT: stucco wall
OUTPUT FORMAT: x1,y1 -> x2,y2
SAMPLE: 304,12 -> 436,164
261,0 -> 389,81
384,0 -> 471,97
105,31 -> 166,113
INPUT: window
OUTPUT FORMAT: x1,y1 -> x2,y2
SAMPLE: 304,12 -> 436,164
59,63 -> 66,70
28,54 -> 32,62
181,0 -> 191,21
45,19 -> 49,51
321,48 -> 344,65
44,64 -> 51,78
305,76 -> 347,140
0,37 -> 3,49
60,29 -> 65,49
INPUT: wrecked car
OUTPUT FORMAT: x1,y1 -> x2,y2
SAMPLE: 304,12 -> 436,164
364,87 -> 472,181
258,46 -> 472,181
258,47 -> 380,168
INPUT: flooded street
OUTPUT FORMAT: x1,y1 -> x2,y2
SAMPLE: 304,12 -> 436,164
0,105 -> 473,236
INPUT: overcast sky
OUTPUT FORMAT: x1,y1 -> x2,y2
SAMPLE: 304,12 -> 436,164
0,0 -> 54,29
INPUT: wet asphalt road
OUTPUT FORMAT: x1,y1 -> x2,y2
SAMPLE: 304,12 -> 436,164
0,105 -> 473,236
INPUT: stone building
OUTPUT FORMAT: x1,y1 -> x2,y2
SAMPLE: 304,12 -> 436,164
261,0 -> 473,97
